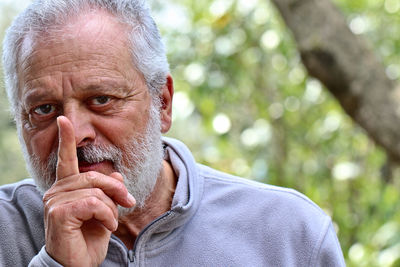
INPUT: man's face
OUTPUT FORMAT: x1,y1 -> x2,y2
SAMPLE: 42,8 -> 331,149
17,12 -> 164,209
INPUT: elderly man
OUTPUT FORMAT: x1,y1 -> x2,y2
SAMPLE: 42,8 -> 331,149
0,0 -> 345,266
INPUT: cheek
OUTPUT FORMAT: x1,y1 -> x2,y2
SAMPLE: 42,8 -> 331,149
94,111 -> 149,146
23,124 -> 58,160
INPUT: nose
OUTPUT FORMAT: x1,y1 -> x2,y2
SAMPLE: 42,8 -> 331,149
63,105 -> 96,147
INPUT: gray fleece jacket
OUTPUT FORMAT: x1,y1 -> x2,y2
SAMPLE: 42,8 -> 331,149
0,137 -> 345,266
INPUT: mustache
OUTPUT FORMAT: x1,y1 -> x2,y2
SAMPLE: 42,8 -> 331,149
41,144 -> 122,173
76,144 -> 122,164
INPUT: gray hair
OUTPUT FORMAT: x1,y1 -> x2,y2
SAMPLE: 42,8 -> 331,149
2,0 -> 169,118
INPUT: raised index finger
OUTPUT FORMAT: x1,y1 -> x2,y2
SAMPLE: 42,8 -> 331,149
56,116 -> 79,180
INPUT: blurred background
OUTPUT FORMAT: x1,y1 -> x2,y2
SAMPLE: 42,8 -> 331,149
1,0 -> 399,266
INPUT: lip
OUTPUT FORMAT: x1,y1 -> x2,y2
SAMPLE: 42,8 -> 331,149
78,160 -> 114,174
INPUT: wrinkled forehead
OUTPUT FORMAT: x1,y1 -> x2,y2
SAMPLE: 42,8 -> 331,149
16,10 -> 133,88
19,9 -> 130,58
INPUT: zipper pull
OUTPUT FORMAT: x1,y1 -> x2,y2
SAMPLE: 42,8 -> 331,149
128,250 -> 135,263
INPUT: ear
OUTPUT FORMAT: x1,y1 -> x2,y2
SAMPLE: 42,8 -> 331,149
160,74 -> 174,133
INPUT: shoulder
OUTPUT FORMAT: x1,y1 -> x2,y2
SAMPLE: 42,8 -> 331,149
192,164 -> 345,265
0,178 -> 41,203
196,164 -> 333,249
0,178 -> 43,217
198,163 -> 326,218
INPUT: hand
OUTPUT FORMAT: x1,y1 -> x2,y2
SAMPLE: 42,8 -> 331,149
43,116 -> 135,266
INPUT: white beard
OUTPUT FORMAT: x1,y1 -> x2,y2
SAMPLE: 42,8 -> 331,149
23,100 -> 163,215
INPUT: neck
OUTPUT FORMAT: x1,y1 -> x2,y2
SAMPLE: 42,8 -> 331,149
113,159 -> 177,249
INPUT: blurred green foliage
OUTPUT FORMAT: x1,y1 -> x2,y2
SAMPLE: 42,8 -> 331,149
1,0 -> 400,265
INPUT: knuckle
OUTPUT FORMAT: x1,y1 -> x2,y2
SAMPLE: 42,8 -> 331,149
42,192 -> 52,203
43,188 -> 56,203
56,161 -> 70,172
47,205 -> 66,220
114,179 -> 127,194
85,171 -> 97,182
111,172 -> 123,182
85,196 -> 100,207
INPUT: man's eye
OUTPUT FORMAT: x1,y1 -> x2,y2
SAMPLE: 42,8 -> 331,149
92,96 -> 111,105
33,104 -> 56,115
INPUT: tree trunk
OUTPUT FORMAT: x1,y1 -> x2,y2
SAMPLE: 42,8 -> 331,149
270,0 -> 400,161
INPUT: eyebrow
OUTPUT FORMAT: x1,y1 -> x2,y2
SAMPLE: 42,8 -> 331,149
22,89 -> 57,106
82,84 -> 130,94
75,77 -> 133,95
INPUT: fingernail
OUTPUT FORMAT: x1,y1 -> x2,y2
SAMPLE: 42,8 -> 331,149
127,193 -> 136,206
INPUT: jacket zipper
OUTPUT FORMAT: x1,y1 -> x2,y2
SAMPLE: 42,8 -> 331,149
127,210 -> 174,265
128,249 -> 135,263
